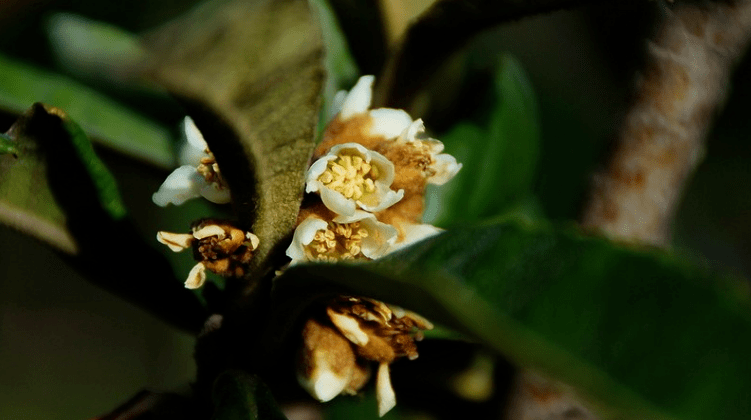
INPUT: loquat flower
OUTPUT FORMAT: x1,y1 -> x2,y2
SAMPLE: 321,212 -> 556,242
152,117 -> 231,206
286,210 -> 397,265
306,143 -> 404,217
157,219 -> 259,289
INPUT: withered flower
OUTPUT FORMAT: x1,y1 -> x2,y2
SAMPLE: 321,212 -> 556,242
297,296 -> 433,417
157,219 -> 259,289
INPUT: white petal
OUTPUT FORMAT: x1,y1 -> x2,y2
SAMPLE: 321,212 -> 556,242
339,75 -> 374,120
319,186 -> 357,217
305,155 -> 336,193
327,309 -> 370,346
179,116 -> 209,166
390,223 -> 443,252
397,118 -> 425,143
246,232 -> 260,250
193,224 -> 225,239
156,231 -> 193,252
286,217 -> 329,264
185,262 -> 207,289
428,155 -> 462,186
368,108 -> 413,139
199,183 -> 231,204
358,188 -> 404,214
152,165 -> 206,207
376,363 -> 396,417
333,211 -> 398,259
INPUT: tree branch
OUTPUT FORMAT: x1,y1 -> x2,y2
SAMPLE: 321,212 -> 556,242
581,0 -> 751,246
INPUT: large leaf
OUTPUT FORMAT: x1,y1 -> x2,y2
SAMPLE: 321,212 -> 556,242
212,371 -> 288,420
425,54 -> 540,226
0,54 -> 173,168
0,104 -> 206,332
273,221 -> 751,420
143,0 -> 325,286
375,0 -> 600,109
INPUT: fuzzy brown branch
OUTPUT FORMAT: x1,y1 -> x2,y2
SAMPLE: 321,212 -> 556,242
581,0 -> 751,246
506,2 -> 751,419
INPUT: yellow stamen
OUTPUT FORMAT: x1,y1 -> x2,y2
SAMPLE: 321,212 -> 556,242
318,152 -> 379,201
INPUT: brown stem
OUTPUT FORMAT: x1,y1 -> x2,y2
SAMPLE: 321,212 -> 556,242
581,0 -> 751,246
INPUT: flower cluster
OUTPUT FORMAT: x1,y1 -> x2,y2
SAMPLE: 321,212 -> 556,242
290,76 -> 461,416
287,75 -> 461,265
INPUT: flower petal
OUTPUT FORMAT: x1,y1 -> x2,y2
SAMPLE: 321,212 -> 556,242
156,231 -> 193,252
327,307 -> 370,346
368,108 -> 413,139
376,362 -> 396,417
390,223 -> 443,252
185,262 -> 207,289
179,116 -> 209,167
152,165 -> 206,207
428,154 -> 462,185
340,75 -> 374,120
286,217 -> 329,264
333,211 -> 398,259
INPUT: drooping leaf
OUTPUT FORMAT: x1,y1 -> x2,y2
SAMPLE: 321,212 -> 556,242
375,0 -> 594,109
0,54 -> 173,168
46,13 -> 146,83
0,104 -> 206,332
212,371 -> 288,420
425,54 -> 540,226
274,221 -> 751,420
143,0 -> 325,286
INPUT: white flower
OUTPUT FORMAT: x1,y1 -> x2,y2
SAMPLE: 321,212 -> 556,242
152,117 -> 231,206
286,211 -> 397,265
338,75 -> 413,140
306,143 -> 404,216
395,119 -> 462,185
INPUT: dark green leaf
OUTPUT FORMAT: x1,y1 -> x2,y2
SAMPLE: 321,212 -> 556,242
275,221 -> 751,420
375,0 -> 598,109
143,0 -> 325,285
212,371 -> 288,420
0,54 -> 173,168
425,55 -> 540,226
0,104 -> 206,332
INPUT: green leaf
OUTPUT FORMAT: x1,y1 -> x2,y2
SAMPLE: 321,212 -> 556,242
275,221 -> 751,420
0,103 -> 207,332
143,0 -> 325,285
0,133 -> 19,157
425,55 -> 540,226
212,371 -> 288,420
0,54 -> 173,168
46,13 -> 145,83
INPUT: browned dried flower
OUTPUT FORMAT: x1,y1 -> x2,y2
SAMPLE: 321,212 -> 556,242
157,218 -> 259,288
297,296 -> 432,416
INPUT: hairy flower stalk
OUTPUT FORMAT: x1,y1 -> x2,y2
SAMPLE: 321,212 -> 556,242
157,219 -> 259,289
291,75 -> 461,416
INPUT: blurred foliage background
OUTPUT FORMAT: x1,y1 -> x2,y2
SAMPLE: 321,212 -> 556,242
1,0 -> 751,418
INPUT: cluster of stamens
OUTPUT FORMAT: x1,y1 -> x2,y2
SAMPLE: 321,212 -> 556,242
305,221 -> 369,262
197,149 -> 228,191
318,153 -> 378,200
